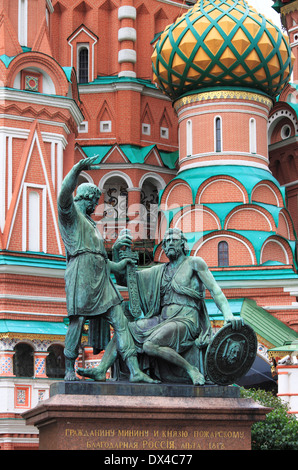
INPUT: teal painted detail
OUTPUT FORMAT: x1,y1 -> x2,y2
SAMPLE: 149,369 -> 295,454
240,298 -> 298,346
82,75 -> 157,90
206,298 -> 244,321
0,55 -> 15,68
81,144 -> 178,170
165,165 -> 286,204
120,144 -> 156,163
81,145 -> 113,162
0,319 -> 67,336
62,67 -> 73,83
160,201 -> 286,230
157,150 -> 178,170
212,267 -> 298,281
0,252 -> 66,269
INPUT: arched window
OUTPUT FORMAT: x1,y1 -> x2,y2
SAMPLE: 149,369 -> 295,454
13,343 -> 34,377
46,344 -> 65,378
218,241 -> 229,267
250,118 -> 257,154
78,47 -> 89,84
215,117 -> 222,152
186,119 -> 193,156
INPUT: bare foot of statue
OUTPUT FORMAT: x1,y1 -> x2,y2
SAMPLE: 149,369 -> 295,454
188,366 -> 205,386
77,367 -> 107,381
64,370 -> 80,381
129,370 -> 160,384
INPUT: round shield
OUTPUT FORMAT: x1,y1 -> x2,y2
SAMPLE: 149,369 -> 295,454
204,323 -> 257,386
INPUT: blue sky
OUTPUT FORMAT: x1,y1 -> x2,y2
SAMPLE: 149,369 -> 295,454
248,0 -> 281,25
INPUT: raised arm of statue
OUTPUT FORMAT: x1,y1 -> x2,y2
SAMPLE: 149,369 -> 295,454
58,156 -> 100,209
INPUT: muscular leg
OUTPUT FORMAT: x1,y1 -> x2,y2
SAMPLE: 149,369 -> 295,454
79,305 -> 159,383
77,336 -> 117,381
143,323 -> 205,386
64,316 -> 86,381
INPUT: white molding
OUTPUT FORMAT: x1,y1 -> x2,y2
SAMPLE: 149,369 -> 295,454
118,71 -> 137,78
198,178 -> 246,204
251,183 -> 280,207
118,6 -> 136,20
18,0 -> 28,47
193,234 -> 256,265
224,207 -> 273,231
177,101 -> 268,119
98,170 -> 134,190
7,131 -> 62,254
68,26 -> 98,82
118,49 -> 137,64
0,89 -> 84,126
260,239 -> 290,265
179,159 -> 269,172
118,27 -> 137,42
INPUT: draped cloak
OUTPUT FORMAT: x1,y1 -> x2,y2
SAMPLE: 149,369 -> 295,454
118,259 -> 213,382
131,260 -> 212,349
58,201 -> 121,348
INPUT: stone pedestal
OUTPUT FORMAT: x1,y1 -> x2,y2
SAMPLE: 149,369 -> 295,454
23,381 -> 270,451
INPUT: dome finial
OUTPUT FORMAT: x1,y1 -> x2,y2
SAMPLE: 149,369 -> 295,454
152,0 -> 294,100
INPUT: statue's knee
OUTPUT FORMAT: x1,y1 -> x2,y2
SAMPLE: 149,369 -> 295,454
143,341 -> 155,355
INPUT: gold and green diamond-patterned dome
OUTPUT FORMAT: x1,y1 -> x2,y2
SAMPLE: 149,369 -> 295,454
151,0 -> 294,100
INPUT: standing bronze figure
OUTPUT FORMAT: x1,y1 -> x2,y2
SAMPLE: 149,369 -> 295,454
58,156 -> 157,383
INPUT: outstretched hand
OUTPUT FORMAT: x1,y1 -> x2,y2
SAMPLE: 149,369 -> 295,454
74,155 -> 101,172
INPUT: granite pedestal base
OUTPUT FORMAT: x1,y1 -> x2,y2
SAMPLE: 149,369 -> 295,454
23,381 -> 270,451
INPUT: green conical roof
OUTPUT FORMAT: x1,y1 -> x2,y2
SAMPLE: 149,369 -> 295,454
152,0 -> 294,100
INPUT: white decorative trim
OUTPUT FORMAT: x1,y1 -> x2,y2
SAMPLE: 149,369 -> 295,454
165,182 -> 191,209
68,26 -> 98,82
0,133 -> 6,232
193,234 -> 256,264
118,49 -> 137,64
98,171 -> 133,190
177,101 -> 268,120
174,207 -> 221,231
18,0 -> 28,47
118,71 -> 137,78
118,6 -> 137,20
7,131 -> 62,254
100,120 -> 112,133
22,184 -> 46,253
214,115 -> 222,153
251,183 -> 280,207
186,119 -> 192,157
118,27 -> 136,42
268,109 -> 298,143
46,0 -> 54,13
224,207 -> 273,231
138,172 -> 166,191
0,89 -> 84,126
142,123 -> 151,136
178,160 -> 270,172
260,239 -> 290,265
199,178 -> 246,204
279,211 -> 290,239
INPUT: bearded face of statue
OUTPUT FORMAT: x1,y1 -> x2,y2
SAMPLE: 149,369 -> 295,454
163,233 -> 185,260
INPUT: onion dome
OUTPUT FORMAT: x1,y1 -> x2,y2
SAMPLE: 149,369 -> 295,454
151,0 -> 294,100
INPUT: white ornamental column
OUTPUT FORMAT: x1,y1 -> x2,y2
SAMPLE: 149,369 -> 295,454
118,1 -> 137,78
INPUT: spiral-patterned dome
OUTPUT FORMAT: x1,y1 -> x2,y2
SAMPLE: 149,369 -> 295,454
151,0 -> 294,100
